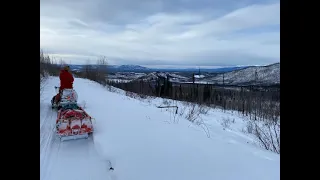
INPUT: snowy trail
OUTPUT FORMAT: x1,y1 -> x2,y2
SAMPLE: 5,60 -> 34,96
40,80 -> 113,180
41,77 -> 279,180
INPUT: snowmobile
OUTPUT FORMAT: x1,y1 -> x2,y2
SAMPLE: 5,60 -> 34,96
51,86 -> 78,110
51,87 -> 94,141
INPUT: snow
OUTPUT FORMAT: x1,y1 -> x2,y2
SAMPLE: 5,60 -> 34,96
108,79 -> 132,83
40,77 -> 280,180
201,63 -> 280,85
194,75 -> 205,78
136,72 -> 189,82
105,63 -> 279,86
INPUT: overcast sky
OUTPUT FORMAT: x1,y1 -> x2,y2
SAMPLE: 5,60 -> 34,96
40,0 -> 280,67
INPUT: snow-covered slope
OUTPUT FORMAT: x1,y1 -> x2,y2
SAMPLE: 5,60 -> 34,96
117,65 -> 149,71
40,77 -> 279,180
201,63 -> 280,85
137,72 -> 190,82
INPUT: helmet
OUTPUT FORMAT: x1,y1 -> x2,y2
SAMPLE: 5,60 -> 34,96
63,65 -> 70,71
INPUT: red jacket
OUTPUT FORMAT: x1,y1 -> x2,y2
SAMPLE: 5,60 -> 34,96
59,70 -> 74,89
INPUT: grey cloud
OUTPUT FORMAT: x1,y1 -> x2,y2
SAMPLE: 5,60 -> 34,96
41,0 -> 277,24
106,51 -> 278,66
41,0 -> 280,66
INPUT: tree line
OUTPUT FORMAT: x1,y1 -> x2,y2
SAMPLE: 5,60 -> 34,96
108,75 -> 280,122
40,50 -> 108,88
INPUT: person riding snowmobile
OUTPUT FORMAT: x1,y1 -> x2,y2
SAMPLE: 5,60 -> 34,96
54,65 -> 74,103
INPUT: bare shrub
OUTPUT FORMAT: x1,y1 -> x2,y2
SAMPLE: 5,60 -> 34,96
40,49 -> 60,96
246,121 -> 254,134
138,93 -> 148,99
185,104 -> 201,123
198,104 -> 210,115
196,119 -> 211,138
252,120 -> 280,154
162,99 -> 171,106
182,102 -> 212,123
106,84 -> 117,92
79,56 -> 108,85
125,91 -> 136,99
96,56 -> 108,85
181,101 -> 191,107
40,74 -> 46,96
40,50 -> 60,77
221,117 -> 231,129
179,105 -> 187,116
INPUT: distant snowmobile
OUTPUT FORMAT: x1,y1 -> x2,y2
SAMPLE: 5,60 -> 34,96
51,87 -> 94,141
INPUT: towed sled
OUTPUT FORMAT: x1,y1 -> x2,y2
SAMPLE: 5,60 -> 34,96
51,87 -> 94,141
56,105 -> 94,141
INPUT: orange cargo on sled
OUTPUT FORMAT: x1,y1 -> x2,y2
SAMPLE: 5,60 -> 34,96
55,107 -> 94,141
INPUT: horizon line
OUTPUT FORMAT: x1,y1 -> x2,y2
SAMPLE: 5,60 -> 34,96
66,62 -> 279,69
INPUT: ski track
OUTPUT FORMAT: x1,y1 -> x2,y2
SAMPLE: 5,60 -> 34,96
40,103 -> 112,180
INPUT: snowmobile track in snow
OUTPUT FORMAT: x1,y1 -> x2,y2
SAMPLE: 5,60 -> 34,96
40,103 -> 114,180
